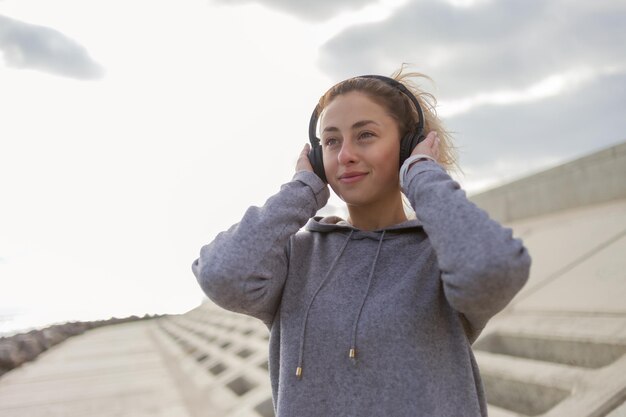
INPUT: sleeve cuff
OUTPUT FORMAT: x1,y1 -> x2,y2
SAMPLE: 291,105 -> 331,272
400,160 -> 445,193
292,170 -> 330,208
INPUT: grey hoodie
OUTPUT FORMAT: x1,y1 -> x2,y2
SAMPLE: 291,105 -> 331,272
192,160 -> 531,417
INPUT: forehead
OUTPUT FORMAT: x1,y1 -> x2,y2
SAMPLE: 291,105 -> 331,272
320,91 -> 392,129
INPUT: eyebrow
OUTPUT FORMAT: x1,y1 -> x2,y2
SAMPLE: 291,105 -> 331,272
322,120 -> 379,133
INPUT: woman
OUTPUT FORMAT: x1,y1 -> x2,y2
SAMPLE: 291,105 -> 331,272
192,69 -> 531,416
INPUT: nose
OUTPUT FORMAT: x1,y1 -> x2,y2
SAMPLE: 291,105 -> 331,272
337,139 -> 358,165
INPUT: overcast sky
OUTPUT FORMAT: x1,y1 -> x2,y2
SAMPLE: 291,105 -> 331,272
1,0 -> 625,334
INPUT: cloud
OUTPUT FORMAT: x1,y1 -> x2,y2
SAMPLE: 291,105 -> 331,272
449,70 -> 626,192
437,66 -> 624,118
315,0 -> 626,191
209,0 -> 376,21
318,0 -> 626,99
0,14 -> 104,80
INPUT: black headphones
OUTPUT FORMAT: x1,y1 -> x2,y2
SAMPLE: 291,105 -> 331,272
307,74 -> 426,183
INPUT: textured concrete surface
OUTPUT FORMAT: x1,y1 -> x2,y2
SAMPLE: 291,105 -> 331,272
475,313 -> 626,417
0,321 -> 191,417
506,197 -> 626,314
606,400 -> 626,417
469,140 -> 626,223
152,308 -> 273,417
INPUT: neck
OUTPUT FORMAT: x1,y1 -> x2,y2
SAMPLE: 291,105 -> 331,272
346,191 -> 408,231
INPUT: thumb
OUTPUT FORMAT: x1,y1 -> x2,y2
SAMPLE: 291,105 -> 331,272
296,143 -> 314,173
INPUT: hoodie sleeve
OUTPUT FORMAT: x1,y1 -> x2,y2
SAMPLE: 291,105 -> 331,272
191,171 -> 330,328
402,160 -> 531,341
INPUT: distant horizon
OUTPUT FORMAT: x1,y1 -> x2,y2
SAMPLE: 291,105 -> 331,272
0,305 -> 191,337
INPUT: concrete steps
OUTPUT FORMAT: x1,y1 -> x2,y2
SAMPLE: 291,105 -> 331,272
2,302 -> 623,417
477,313 -> 626,417
149,305 -> 273,417
149,301 -> 626,417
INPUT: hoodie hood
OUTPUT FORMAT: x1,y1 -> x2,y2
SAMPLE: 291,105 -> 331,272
305,215 -> 424,235
294,215 -> 424,379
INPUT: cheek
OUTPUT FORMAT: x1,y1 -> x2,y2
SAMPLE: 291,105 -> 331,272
321,154 -> 344,197
376,145 -> 400,174
322,151 -> 337,176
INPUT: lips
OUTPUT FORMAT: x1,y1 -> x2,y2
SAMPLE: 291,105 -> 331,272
338,172 -> 368,183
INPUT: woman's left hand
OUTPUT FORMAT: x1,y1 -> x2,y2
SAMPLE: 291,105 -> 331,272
411,130 -> 440,162
296,143 -> 314,173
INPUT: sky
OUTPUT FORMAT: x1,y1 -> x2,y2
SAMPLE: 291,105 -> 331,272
1,0 -> 625,335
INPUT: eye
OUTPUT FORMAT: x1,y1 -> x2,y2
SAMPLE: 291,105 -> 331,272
358,131 -> 375,140
323,137 -> 339,147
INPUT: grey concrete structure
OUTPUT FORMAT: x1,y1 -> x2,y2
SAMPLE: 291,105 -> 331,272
1,141 -> 625,416
0,320 -> 192,416
469,141 -> 626,224
468,140 -> 626,416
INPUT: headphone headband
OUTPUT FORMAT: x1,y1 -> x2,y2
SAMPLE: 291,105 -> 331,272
357,75 -> 425,136
308,74 -> 426,183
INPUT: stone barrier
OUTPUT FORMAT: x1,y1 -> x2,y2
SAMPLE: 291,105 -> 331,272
469,141 -> 626,223
0,314 -> 164,377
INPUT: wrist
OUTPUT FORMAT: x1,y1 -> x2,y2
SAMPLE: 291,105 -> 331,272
399,154 -> 437,189
408,157 -> 431,170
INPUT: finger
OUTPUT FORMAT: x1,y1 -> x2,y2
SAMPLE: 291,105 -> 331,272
425,130 -> 437,145
296,143 -> 314,173
433,137 -> 441,157
412,131 -> 439,159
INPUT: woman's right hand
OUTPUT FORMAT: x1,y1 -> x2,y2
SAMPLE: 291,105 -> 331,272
296,143 -> 314,173
411,130 -> 440,162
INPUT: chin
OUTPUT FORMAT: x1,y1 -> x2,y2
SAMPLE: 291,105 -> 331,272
338,194 -> 374,208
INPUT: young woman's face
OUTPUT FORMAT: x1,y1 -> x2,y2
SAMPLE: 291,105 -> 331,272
320,91 -> 401,207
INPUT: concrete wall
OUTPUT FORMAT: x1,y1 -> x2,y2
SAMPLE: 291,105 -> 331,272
469,141 -> 626,223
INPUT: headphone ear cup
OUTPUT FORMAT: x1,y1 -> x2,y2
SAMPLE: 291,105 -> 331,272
399,129 -> 426,167
399,132 -> 417,168
308,144 -> 328,183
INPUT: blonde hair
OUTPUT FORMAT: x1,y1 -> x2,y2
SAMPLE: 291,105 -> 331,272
317,64 -> 459,173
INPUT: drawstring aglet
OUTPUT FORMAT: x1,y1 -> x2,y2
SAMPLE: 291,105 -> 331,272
296,366 -> 303,379
349,348 -> 356,359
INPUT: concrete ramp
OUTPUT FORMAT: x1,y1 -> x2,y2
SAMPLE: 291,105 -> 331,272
506,197 -> 626,314
0,320 -> 192,417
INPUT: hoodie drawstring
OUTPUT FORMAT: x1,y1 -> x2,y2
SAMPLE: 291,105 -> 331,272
349,230 -> 385,363
296,229 -> 386,379
296,230 -> 354,379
